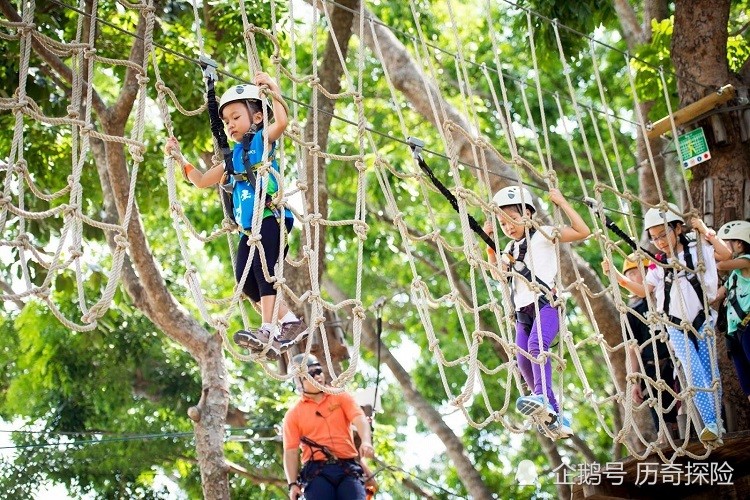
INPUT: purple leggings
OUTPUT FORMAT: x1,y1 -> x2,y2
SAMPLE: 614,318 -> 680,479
516,303 -> 560,413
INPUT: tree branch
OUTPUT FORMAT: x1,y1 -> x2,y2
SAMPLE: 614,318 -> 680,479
0,278 -> 25,310
612,0 -> 643,52
0,0 -> 108,117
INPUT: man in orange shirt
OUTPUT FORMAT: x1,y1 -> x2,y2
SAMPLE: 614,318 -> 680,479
283,354 -> 375,500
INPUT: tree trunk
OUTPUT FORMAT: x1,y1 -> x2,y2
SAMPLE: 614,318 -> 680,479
0,1 -> 233,496
672,0 -> 750,432
324,278 -> 496,499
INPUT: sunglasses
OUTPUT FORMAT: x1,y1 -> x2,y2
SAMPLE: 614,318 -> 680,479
308,367 -> 323,377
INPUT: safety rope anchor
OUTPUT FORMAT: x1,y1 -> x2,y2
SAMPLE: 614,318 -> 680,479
406,136 -> 425,160
199,54 -> 218,82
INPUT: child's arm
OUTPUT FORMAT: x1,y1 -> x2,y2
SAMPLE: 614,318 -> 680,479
548,188 -> 591,243
483,220 -> 505,281
717,257 -> 750,272
165,137 -> 224,188
255,72 -> 288,143
692,216 -> 732,261
601,260 -> 648,297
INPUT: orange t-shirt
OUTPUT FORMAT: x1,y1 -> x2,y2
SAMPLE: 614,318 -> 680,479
283,392 -> 364,464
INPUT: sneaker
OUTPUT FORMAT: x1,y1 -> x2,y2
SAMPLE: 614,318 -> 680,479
699,423 -> 719,442
277,319 -> 309,353
548,414 -> 573,438
516,395 -> 555,424
233,327 -> 280,360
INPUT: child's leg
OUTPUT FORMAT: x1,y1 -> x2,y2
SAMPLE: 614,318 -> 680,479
515,322 -> 535,393
251,217 -> 286,324
696,323 -> 722,405
527,304 -> 560,413
668,327 -> 717,425
235,234 -> 261,303
740,331 -> 750,401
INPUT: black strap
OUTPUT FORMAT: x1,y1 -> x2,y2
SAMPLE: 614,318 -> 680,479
204,75 -> 236,220
300,436 -> 338,463
411,152 -> 496,251
726,273 -> 750,327
204,77 -> 233,174
583,199 -> 658,261
240,132 -> 258,186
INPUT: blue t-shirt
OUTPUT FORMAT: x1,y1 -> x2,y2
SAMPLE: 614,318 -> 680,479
230,130 -> 293,230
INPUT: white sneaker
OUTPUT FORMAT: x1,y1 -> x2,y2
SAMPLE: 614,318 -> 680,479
699,423 -> 719,442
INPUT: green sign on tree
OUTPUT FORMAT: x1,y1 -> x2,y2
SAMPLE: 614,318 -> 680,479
678,127 -> 711,169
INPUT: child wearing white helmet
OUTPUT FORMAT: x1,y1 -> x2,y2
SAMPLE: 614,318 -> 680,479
616,202 -> 729,442
716,220 -> 750,401
165,72 -> 307,359
602,254 -> 678,437
484,185 -> 591,439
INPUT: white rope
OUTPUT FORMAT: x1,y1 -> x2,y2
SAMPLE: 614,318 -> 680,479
4,0 -> 727,462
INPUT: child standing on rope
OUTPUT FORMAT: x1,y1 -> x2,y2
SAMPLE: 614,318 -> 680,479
615,204 -> 729,442
603,254 -> 678,438
716,220 -> 750,402
165,72 -> 307,360
484,185 -> 590,438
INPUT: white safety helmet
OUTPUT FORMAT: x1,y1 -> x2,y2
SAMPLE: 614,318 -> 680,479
643,203 -> 684,230
492,186 -> 536,213
718,220 -> 750,245
218,84 -> 269,116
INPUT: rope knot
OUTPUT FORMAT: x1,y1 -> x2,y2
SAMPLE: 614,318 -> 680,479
352,305 -> 366,320
169,202 -> 183,215
353,220 -> 369,240
213,317 -> 229,331
17,22 -> 36,36
113,234 -> 129,249
63,203 -> 80,217
246,233 -> 262,245
129,144 -> 146,163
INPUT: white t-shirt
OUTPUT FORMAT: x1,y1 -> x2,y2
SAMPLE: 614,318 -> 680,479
645,240 -> 718,322
504,225 -> 558,310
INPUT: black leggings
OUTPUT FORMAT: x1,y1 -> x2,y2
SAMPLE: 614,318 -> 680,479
235,216 -> 293,303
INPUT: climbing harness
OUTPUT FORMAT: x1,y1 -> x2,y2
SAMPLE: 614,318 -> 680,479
658,238 -> 706,350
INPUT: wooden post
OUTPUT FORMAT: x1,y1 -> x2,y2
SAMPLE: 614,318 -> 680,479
646,84 -> 736,139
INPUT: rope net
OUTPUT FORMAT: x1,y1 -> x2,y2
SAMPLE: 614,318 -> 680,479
0,0 -> 727,463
